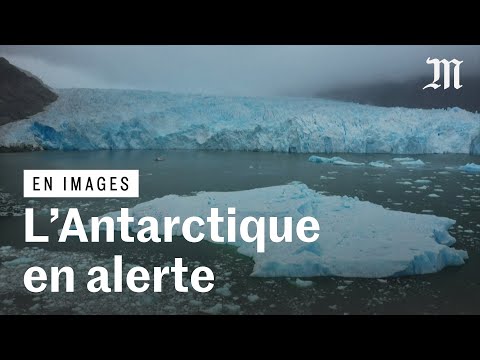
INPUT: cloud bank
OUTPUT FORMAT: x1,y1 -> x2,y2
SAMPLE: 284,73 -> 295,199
1,45 -> 479,96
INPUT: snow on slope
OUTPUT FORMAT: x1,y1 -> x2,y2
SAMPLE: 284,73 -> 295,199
0,88 -> 479,154
88,183 -> 467,278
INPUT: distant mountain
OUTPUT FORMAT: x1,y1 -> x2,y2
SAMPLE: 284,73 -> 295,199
0,57 -> 58,126
317,76 -> 480,113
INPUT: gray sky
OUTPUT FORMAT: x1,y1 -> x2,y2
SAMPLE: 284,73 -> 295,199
1,45 -> 479,96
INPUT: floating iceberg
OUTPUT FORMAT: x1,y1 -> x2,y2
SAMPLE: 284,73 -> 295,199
393,157 -> 415,162
369,161 -> 392,168
400,159 -> 425,166
89,183 -> 467,278
459,163 -> 480,173
308,156 -> 344,164
0,88 -> 479,154
333,159 -> 364,166
414,179 -> 431,184
308,156 -> 363,166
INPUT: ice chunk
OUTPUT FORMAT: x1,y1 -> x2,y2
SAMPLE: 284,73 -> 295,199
1,88 -> 479,154
294,278 -> 314,288
309,156 -> 363,166
400,160 -> 425,166
204,304 -> 223,315
308,156 -> 344,164
89,183 -> 467,278
414,179 -> 431,184
3,257 -> 35,267
369,161 -> 392,168
215,284 -> 232,297
332,159 -> 364,166
393,157 -> 414,162
459,163 -> 480,173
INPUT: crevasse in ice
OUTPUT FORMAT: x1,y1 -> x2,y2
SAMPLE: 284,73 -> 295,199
88,183 -> 468,278
1,88 -> 479,154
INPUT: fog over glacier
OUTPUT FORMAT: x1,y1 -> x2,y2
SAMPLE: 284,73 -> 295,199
1,45 -> 480,96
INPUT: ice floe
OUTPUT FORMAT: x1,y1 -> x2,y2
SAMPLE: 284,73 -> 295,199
89,182 -> 467,278
369,161 -> 392,168
414,179 -> 432,184
400,159 -> 425,166
308,156 -> 363,166
460,163 -> 480,173
393,157 -> 414,162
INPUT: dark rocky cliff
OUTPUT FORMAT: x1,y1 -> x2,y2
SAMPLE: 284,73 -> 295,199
0,57 -> 58,126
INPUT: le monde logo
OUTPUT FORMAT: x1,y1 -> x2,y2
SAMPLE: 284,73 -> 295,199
423,57 -> 463,90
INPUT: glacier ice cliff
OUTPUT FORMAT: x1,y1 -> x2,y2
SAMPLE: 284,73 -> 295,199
88,183 -> 467,278
0,88 -> 479,154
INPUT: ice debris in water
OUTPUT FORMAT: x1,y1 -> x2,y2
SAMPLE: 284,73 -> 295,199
2,257 -> 35,267
369,161 -> 392,168
294,279 -> 314,288
1,88 -> 479,154
308,156 -> 363,166
400,159 -> 425,166
459,163 -> 480,173
90,182 -> 467,278
414,179 -> 431,184
393,157 -> 414,162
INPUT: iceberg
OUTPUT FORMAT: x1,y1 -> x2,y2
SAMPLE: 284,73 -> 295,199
0,88 -> 479,154
309,156 -> 363,166
308,156 -> 345,164
332,159 -> 364,166
89,183 -> 467,278
400,159 -> 425,166
459,163 -> 480,173
369,161 -> 392,168
393,157 -> 415,162
414,179 -> 431,184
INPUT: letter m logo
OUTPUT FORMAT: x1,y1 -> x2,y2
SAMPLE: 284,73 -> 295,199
423,57 -> 463,90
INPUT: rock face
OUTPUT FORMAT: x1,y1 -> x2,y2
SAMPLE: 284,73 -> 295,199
0,57 -> 57,126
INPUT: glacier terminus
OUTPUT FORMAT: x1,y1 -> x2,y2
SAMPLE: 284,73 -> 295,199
0,88 -> 479,155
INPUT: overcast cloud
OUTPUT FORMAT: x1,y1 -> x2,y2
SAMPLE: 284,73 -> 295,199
1,45 -> 479,96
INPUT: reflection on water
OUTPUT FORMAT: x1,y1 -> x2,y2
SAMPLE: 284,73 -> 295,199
0,150 -> 479,314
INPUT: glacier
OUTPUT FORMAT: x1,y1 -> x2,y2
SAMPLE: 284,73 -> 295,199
0,88 -> 479,154
87,183 -> 467,278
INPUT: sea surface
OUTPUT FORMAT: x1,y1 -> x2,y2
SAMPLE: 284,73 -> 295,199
0,150 -> 479,314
